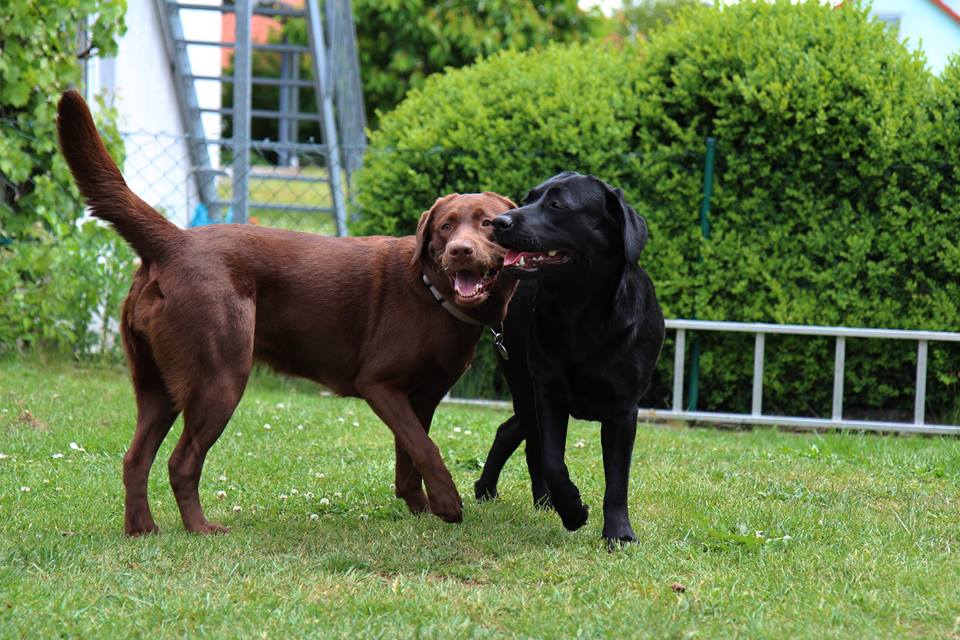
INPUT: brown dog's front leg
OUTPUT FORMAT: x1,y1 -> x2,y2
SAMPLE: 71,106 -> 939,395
362,384 -> 463,523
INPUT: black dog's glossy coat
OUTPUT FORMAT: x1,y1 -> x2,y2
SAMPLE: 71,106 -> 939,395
474,172 -> 665,543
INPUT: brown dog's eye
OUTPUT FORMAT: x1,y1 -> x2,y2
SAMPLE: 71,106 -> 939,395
481,219 -> 492,227
440,223 -> 452,231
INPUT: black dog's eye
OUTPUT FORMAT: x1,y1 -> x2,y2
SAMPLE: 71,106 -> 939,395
550,200 -> 566,210
440,223 -> 452,231
481,219 -> 492,227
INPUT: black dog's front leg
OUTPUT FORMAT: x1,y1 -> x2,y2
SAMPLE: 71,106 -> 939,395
536,395 -> 588,531
474,415 -> 523,501
600,411 -> 639,544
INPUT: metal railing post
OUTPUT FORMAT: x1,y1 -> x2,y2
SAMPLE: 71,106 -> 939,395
751,332 -> 765,416
672,329 -> 686,412
832,336 -> 846,421
915,340 -> 928,425
231,0 -> 252,224
686,137 -> 716,411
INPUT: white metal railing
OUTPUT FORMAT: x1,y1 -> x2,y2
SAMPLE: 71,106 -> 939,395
445,320 -> 960,436
640,320 -> 960,435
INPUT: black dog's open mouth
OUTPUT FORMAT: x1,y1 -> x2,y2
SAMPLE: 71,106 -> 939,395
450,268 -> 500,305
503,249 -> 574,271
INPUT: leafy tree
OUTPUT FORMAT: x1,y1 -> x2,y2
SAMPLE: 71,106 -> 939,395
610,0 -> 706,40
222,0 -> 604,145
0,0 -> 132,354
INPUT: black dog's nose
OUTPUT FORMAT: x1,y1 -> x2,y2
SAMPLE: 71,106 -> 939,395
493,214 -> 513,232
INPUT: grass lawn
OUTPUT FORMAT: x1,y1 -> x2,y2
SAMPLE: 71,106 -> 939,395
2,357 -> 960,638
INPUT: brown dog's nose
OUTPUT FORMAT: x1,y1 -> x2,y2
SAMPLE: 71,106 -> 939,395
446,241 -> 475,258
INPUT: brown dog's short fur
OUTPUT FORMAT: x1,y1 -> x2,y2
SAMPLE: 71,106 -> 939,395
56,91 -> 516,535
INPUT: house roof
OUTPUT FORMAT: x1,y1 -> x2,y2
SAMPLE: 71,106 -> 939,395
931,0 -> 960,24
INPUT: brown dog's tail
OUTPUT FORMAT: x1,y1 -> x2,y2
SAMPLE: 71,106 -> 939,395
57,90 -> 184,262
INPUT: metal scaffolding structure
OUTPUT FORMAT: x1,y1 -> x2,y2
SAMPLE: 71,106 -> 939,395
154,0 -> 366,235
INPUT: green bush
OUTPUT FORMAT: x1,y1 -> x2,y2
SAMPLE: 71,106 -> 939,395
353,1 -> 960,420
0,0 -> 132,357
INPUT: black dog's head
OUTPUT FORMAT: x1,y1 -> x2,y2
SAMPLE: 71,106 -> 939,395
492,172 -> 648,278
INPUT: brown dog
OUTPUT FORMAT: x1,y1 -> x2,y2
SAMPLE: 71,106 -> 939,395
56,91 -> 516,535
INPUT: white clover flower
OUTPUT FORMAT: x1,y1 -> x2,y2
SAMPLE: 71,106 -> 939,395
309,513 -> 319,521
235,432 -> 242,437
334,491 -> 342,498
0,453 -> 8,460
304,492 -> 315,499
232,505 -> 242,513
276,403 -> 285,409
291,488 -> 299,495
319,497 -> 330,506
297,424 -> 304,431
352,421 -> 359,427
574,439 -> 586,448
464,430 -> 472,435
216,490 -> 227,499
263,423 -> 272,431
20,486 -> 30,492
314,472 -> 325,479
51,453 -> 64,459
69,442 -> 85,452
218,474 -> 227,482
453,427 -> 462,433
279,493 -> 289,501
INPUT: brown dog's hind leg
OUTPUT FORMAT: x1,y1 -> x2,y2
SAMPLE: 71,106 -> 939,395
167,368 -> 249,534
393,393 -> 443,515
123,336 -> 179,536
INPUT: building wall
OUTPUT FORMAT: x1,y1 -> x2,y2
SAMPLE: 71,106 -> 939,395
86,0 -> 223,228
869,0 -> 960,74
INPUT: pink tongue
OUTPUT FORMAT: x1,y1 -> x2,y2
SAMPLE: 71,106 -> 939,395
453,272 -> 482,296
504,250 -> 533,267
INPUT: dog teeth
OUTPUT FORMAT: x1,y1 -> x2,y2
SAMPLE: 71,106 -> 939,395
548,250 -> 557,257
519,256 -> 525,267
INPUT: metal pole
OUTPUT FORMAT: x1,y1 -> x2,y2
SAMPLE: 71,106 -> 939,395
278,48 -> 291,167
751,332 -> 765,416
915,340 -> 928,425
305,0 -> 348,236
231,0 -> 252,224
672,329 -> 686,412
686,137 -> 716,411
832,336 -> 846,421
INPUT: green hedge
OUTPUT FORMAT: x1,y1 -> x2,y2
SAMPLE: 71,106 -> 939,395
353,1 -> 960,420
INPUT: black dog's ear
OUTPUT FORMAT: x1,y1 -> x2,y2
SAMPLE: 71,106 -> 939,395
604,185 -> 648,263
410,193 -> 458,266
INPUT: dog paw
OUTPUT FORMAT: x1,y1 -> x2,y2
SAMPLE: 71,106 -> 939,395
533,492 -> 554,511
125,523 -> 160,537
603,525 -> 636,549
429,491 -> 464,523
474,480 -> 498,502
558,500 -> 589,532
186,520 -> 230,535
400,490 -> 430,514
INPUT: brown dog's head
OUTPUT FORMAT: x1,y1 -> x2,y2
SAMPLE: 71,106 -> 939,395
411,192 -> 517,307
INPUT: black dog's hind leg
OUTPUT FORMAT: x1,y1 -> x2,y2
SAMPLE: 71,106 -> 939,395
475,415 -> 523,500
600,412 -> 639,545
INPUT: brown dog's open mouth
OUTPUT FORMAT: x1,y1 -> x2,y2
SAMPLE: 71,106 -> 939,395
503,249 -> 574,271
451,268 -> 499,306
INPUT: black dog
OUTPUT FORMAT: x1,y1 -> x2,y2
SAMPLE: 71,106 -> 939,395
474,172 -> 665,544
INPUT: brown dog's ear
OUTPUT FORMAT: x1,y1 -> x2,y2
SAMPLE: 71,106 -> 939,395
410,194 -> 458,266
482,191 -> 518,211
